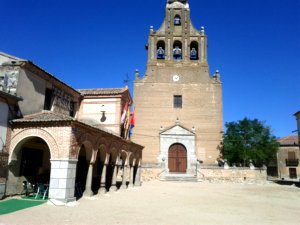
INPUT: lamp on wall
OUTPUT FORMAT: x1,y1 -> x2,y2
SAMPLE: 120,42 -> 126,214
100,105 -> 106,122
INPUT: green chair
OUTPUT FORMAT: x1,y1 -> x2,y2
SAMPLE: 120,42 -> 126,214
35,183 -> 48,200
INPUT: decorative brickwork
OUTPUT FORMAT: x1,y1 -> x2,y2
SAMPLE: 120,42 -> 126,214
9,128 -> 59,161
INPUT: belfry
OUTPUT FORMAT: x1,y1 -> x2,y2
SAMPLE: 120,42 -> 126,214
132,0 -> 223,179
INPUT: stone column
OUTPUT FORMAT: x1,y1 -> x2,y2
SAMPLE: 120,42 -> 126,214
121,165 -> 128,189
48,159 -> 77,203
109,165 -> 118,191
98,163 -> 107,194
129,165 -> 134,188
134,164 -> 142,186
83,163 -> 94,197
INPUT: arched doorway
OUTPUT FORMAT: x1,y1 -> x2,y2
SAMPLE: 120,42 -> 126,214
7,137 -> 51,194
168,143 -> 187,173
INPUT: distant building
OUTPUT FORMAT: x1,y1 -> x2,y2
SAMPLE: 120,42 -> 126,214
132,0 -> 223,179
0,52 -> 143,203
277,135 -> 299,181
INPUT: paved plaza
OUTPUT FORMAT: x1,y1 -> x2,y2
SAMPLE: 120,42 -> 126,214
0,181 -> 300,225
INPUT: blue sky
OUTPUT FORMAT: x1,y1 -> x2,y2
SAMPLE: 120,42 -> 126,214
1,0 -> 299,138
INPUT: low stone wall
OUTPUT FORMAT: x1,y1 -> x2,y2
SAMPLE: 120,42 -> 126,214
141,168 -> 164,181
141,166 -> 267,183
198,167 -> 267,183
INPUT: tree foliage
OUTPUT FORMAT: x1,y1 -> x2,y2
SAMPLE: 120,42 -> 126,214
222,118 -> 279,167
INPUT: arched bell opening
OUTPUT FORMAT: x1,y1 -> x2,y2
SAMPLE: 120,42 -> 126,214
173,40 -> 182,60
190,41 -> 199,60
174,15 -> 181,26
156,41 -> 166,59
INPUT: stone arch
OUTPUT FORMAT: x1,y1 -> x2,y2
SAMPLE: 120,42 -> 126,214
129,152 -> 136,167
174,14 -> 181,25
120,150 -> 128,166
74,140 -> 94,196
9,128 -> 58,163
7,129 -> 54,195
79,140 -> 94,162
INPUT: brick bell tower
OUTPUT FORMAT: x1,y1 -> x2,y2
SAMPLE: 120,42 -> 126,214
132,0 -> 223,178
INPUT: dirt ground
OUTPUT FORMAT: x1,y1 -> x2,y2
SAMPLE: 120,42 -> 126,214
0,180 -> 300,225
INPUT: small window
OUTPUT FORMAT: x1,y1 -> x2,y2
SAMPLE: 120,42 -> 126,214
173,95 -> 182,108
69,101 -> 76,117
288,152 -> 296,159
44,88 -> 53,110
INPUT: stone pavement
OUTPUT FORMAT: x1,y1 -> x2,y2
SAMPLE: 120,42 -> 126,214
0,181 -> 300,225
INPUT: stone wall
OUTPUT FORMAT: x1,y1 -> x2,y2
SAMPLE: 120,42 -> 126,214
141,166 -> 267,183
198,167 -> 267,183
141,167 -> 164,181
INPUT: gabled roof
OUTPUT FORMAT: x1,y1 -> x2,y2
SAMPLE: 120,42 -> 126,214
78,86 -> 129,96
0,52 -> 26,63
160,123 -> 195,135
278,135 -> 299,146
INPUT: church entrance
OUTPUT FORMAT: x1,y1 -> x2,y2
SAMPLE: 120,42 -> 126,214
168,143 -> 187,173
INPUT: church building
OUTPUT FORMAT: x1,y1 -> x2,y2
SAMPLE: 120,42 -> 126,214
132,0 -> 223,179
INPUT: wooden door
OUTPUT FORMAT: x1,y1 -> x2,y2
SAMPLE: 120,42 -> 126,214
168,144 -> 187,173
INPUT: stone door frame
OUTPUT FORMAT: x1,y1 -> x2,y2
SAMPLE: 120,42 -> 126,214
159,124 -> 197,175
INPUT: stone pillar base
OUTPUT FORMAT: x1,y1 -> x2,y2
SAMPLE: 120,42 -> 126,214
49,159 -> 77,202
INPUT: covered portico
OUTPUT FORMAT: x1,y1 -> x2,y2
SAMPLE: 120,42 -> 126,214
6,111 -> 143,203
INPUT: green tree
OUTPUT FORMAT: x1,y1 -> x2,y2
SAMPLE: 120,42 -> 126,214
222,118 -> 279,167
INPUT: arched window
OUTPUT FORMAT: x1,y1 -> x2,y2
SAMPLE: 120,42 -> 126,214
173,40 -> 182,60
156,41 -> 165,59
190,41 -> 199,60
174,15 -> 181,26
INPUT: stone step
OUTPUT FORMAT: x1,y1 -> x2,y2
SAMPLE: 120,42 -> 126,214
160,174 -> 199,182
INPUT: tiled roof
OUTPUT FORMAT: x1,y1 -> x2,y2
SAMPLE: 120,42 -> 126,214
12,111 -> 119,136
13,111 -> 75,123
278,135 -> 299,146
78,87 -> 128,96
